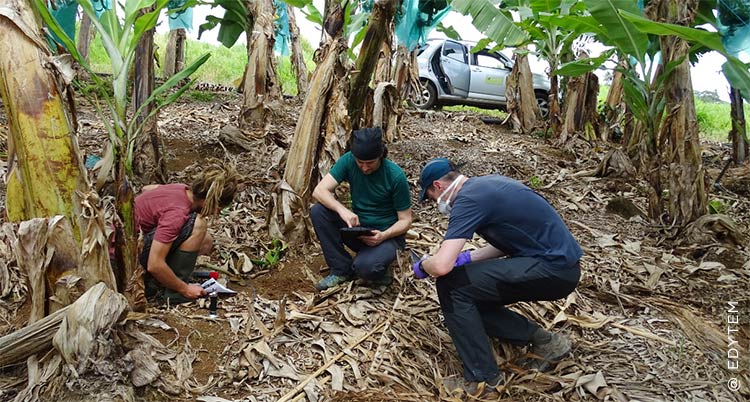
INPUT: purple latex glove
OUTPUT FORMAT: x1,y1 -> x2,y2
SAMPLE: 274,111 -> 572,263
454,250 -> 472,267
412,255 -> 429,279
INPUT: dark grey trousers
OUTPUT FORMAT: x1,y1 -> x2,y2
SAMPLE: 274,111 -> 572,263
310,203 -> 405,280
436,257 -> 580,382
142,213 -> 199,303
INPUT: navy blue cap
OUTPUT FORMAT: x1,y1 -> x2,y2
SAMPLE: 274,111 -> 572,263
418,157 -> 453,202
351,127 -> 384,160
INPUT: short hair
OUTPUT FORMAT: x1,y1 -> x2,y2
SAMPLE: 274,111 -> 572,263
191,159 -> 240,215
439,171 -> 460,182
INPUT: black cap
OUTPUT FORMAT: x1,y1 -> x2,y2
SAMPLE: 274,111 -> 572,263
351,127 -> 384,160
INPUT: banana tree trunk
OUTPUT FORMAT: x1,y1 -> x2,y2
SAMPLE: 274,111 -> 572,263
394,47 -> 420,107
549,74 -> 561,136
655,0 -> 706,225
0,0 -> 116,312
76,12 -> 93,62
374,9 -> 395,86
560,65 -> 599,143
505,48 -> 539,135
163,28 -> 187,79
729,86 -> 747,164
391,45 -> 412,99
349,0 -> 397,130
287,3 -> 308,99
241,0 -> 281,129
112,164 -> 144,311
269,30 -> 349,242
601,59 -> 626,142
133,5 -> 167,185
0,0 -> 87,237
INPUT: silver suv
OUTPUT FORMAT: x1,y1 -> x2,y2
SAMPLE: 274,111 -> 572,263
412,39 -> 551,117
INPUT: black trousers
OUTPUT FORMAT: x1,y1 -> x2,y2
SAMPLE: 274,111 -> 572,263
310,203 -> 404,280
436,257 -> 580,382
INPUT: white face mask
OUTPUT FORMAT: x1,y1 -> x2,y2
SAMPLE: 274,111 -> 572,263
436,175 -> 464,217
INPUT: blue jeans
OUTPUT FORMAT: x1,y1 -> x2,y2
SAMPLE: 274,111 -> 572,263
436,257 -> 580,381
310,203 -> 404,280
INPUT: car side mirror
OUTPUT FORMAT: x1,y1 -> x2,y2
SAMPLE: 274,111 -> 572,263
504,61 -> 514,70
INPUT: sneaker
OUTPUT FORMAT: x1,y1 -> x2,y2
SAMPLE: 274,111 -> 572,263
315,274 -> 352,291
520,332 -> 572,371
462,373 -> 504,397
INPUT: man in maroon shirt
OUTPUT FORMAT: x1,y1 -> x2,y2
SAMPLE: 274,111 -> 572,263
136,163 -> 238,304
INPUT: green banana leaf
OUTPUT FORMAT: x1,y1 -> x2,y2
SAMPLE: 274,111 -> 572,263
723,59 -> 750,102
554,49 -> 615,76
451,0 -> 529,47
583,0 -> 648,64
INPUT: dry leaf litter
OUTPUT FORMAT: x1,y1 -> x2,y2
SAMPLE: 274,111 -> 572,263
0,92 -> 748,402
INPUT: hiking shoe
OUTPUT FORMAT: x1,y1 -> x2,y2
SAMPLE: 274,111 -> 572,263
521,332 -> 572,371
462,373 -> 504,397
315,274 -> 352,291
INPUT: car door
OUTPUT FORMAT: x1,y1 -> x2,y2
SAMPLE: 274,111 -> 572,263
468,50 -> 511,102
439,40 -> 470,97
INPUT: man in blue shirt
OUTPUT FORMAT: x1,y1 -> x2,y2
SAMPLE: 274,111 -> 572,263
413,157 -> 582,395
311,127 -> 413,290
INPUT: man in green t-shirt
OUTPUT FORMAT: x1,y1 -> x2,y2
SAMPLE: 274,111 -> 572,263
311,127 -> 413,290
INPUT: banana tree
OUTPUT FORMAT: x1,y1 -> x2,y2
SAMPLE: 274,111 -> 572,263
198,0 -> 281,129
512,0 -> 590,136
241,0 -> 282,128
620,1 -> 750,168
1,0 -> 115,311
133,3 -> 168,184
35,0 -> 210,309
270,0 -> 351,242
286,1 -> 309,98
556,0 -> 750,224
349,0 -> 399,129
504,45 -> 541,134
451,0 -> 593,135
451,0 -> 539,133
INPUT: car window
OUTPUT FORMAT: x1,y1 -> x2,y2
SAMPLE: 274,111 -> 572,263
442,41 -> 466,63
475,53 -> 504,69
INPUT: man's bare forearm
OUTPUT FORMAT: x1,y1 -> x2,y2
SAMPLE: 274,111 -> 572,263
470,244 -> 505,262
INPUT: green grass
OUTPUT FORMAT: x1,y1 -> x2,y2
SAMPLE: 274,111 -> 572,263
87,31 -> 315,96
444,105 -> 509,119
599,84 -> 749,142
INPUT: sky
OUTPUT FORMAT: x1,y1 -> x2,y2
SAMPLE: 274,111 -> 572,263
160,3 -> 734,102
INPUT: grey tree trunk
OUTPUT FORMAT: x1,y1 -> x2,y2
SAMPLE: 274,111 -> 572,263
348,0 -> 397,129
505,48 -> 539,135
729,86 -> 747,164
133,4 -> 167,184
655,0 -> 707,225
269,0 -> 350,242
163,28 -> 186,78
560,63 -> 599,143
76,13 -> 93,62
601,59 -> 626,142
240,0 -> 281,129
287,4 -> 308,98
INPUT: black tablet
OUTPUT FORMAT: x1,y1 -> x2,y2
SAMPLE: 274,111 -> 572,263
340,226 -> 375,239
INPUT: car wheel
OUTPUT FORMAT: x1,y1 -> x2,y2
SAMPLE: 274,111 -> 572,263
410,80 -> 437,109
535,91 -> 549,118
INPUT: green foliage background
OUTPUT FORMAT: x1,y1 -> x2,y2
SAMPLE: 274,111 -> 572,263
85,32 -> 747,142
88,31 -> 315,96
